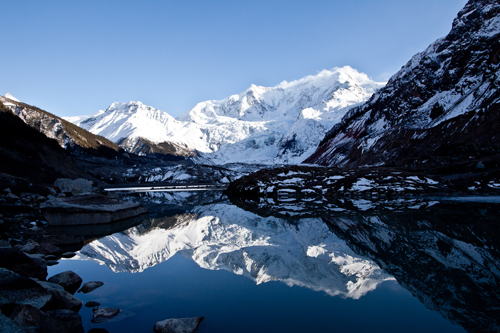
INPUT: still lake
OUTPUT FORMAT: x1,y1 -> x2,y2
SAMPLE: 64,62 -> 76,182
48,191 -> 500,333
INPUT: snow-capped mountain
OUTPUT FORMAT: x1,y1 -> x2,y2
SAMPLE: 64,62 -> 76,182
67,101 -> 197,157
67,67 -> 384,164
74,199 -> 393,299
306,0 -> 500,167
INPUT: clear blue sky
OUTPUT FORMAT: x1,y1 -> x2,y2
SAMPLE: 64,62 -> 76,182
0,0 -> 467,118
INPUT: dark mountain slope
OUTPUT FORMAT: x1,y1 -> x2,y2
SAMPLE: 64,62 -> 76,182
0,103 -> 86,187
0,95 -> 123,157
305,0 -> 500,172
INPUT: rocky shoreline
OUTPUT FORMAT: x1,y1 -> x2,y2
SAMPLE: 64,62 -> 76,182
225,165 -> 500,218
0,177 -> 207,333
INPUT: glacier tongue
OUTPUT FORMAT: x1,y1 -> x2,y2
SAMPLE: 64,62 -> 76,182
65,66 -> 384,164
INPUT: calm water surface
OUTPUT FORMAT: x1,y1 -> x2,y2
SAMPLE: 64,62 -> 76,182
48,191 -> 500,333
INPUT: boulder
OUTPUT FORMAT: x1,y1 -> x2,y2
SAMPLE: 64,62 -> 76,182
0,268 -> 52,309
91,307 -> 121,323
54,178 -> 94,196
61,252 -> 76,258
19,241 -> 39,254
78,281 -> 104,294
47,271 -> 82,294
0,312 -> 26,333
37,281 -> 82,312
153,317 -> 204,333
36,243 -> 62,255
40,309 -> 84,333
85,300 -> 100,308
10,304 -> 42,329
0,248 -> 47,280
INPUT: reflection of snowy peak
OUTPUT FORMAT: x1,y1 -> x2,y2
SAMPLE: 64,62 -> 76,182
75,203 -> 392,299
66,67 -> 383,164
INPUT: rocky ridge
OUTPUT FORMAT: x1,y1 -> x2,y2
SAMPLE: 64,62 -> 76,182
305,0 -> 500,171
0,95 -> 122,158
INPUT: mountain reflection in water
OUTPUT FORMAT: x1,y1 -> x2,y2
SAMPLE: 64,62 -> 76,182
73,191 -> 499,332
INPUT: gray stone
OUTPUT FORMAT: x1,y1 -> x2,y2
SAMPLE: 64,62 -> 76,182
0,268 -> 52,309
85,300 -> 100,308
36,243 -> 61,255
61,252 -> 76,258
40,309 -> 84,333
19,242 -> 39,254
0,312 -> 25,333
54,178 -> 94,196
48,271 -> 82,294
0,239 -> 12,248
0,248 -> 47,280
43,255 -> 58,261
47,187 -> 57,196
41,194 -> 147,226
36,280 -> 82,312
91,307 -> 121,323
10,304 -> 42,329
78,281 -> 104,294
153,317 -> 204,333
476,161 -> 485,169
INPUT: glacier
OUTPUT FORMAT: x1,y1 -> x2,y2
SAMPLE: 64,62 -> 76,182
66,66 -> 384,164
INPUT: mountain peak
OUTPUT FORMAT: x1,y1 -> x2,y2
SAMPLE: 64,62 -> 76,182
306,0 -> 500,168
5,93 -> 19,102
67,67 -> 384,164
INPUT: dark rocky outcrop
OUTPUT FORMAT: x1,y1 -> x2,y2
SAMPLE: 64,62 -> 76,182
0,94 -> 122,157
306,0 -> 500,172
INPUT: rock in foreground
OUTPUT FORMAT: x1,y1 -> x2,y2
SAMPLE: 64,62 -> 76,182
47,270 -> 82,294
78,281 -> 104,294
154,317 -> 204,333
41,194 -> 147,226
91,307 -> 121,323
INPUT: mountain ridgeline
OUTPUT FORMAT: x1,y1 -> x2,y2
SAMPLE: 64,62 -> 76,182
66,67 -> 384,164
0,95 -> 122,158
305,0 -> 500,171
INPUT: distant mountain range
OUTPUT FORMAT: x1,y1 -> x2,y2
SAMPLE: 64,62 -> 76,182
65,67 -> 384,164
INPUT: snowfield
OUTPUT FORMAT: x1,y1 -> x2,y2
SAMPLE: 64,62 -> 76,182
66,66 -> 384,165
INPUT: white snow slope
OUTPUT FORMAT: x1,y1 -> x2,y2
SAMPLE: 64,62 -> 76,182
66,66 -> 384,164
